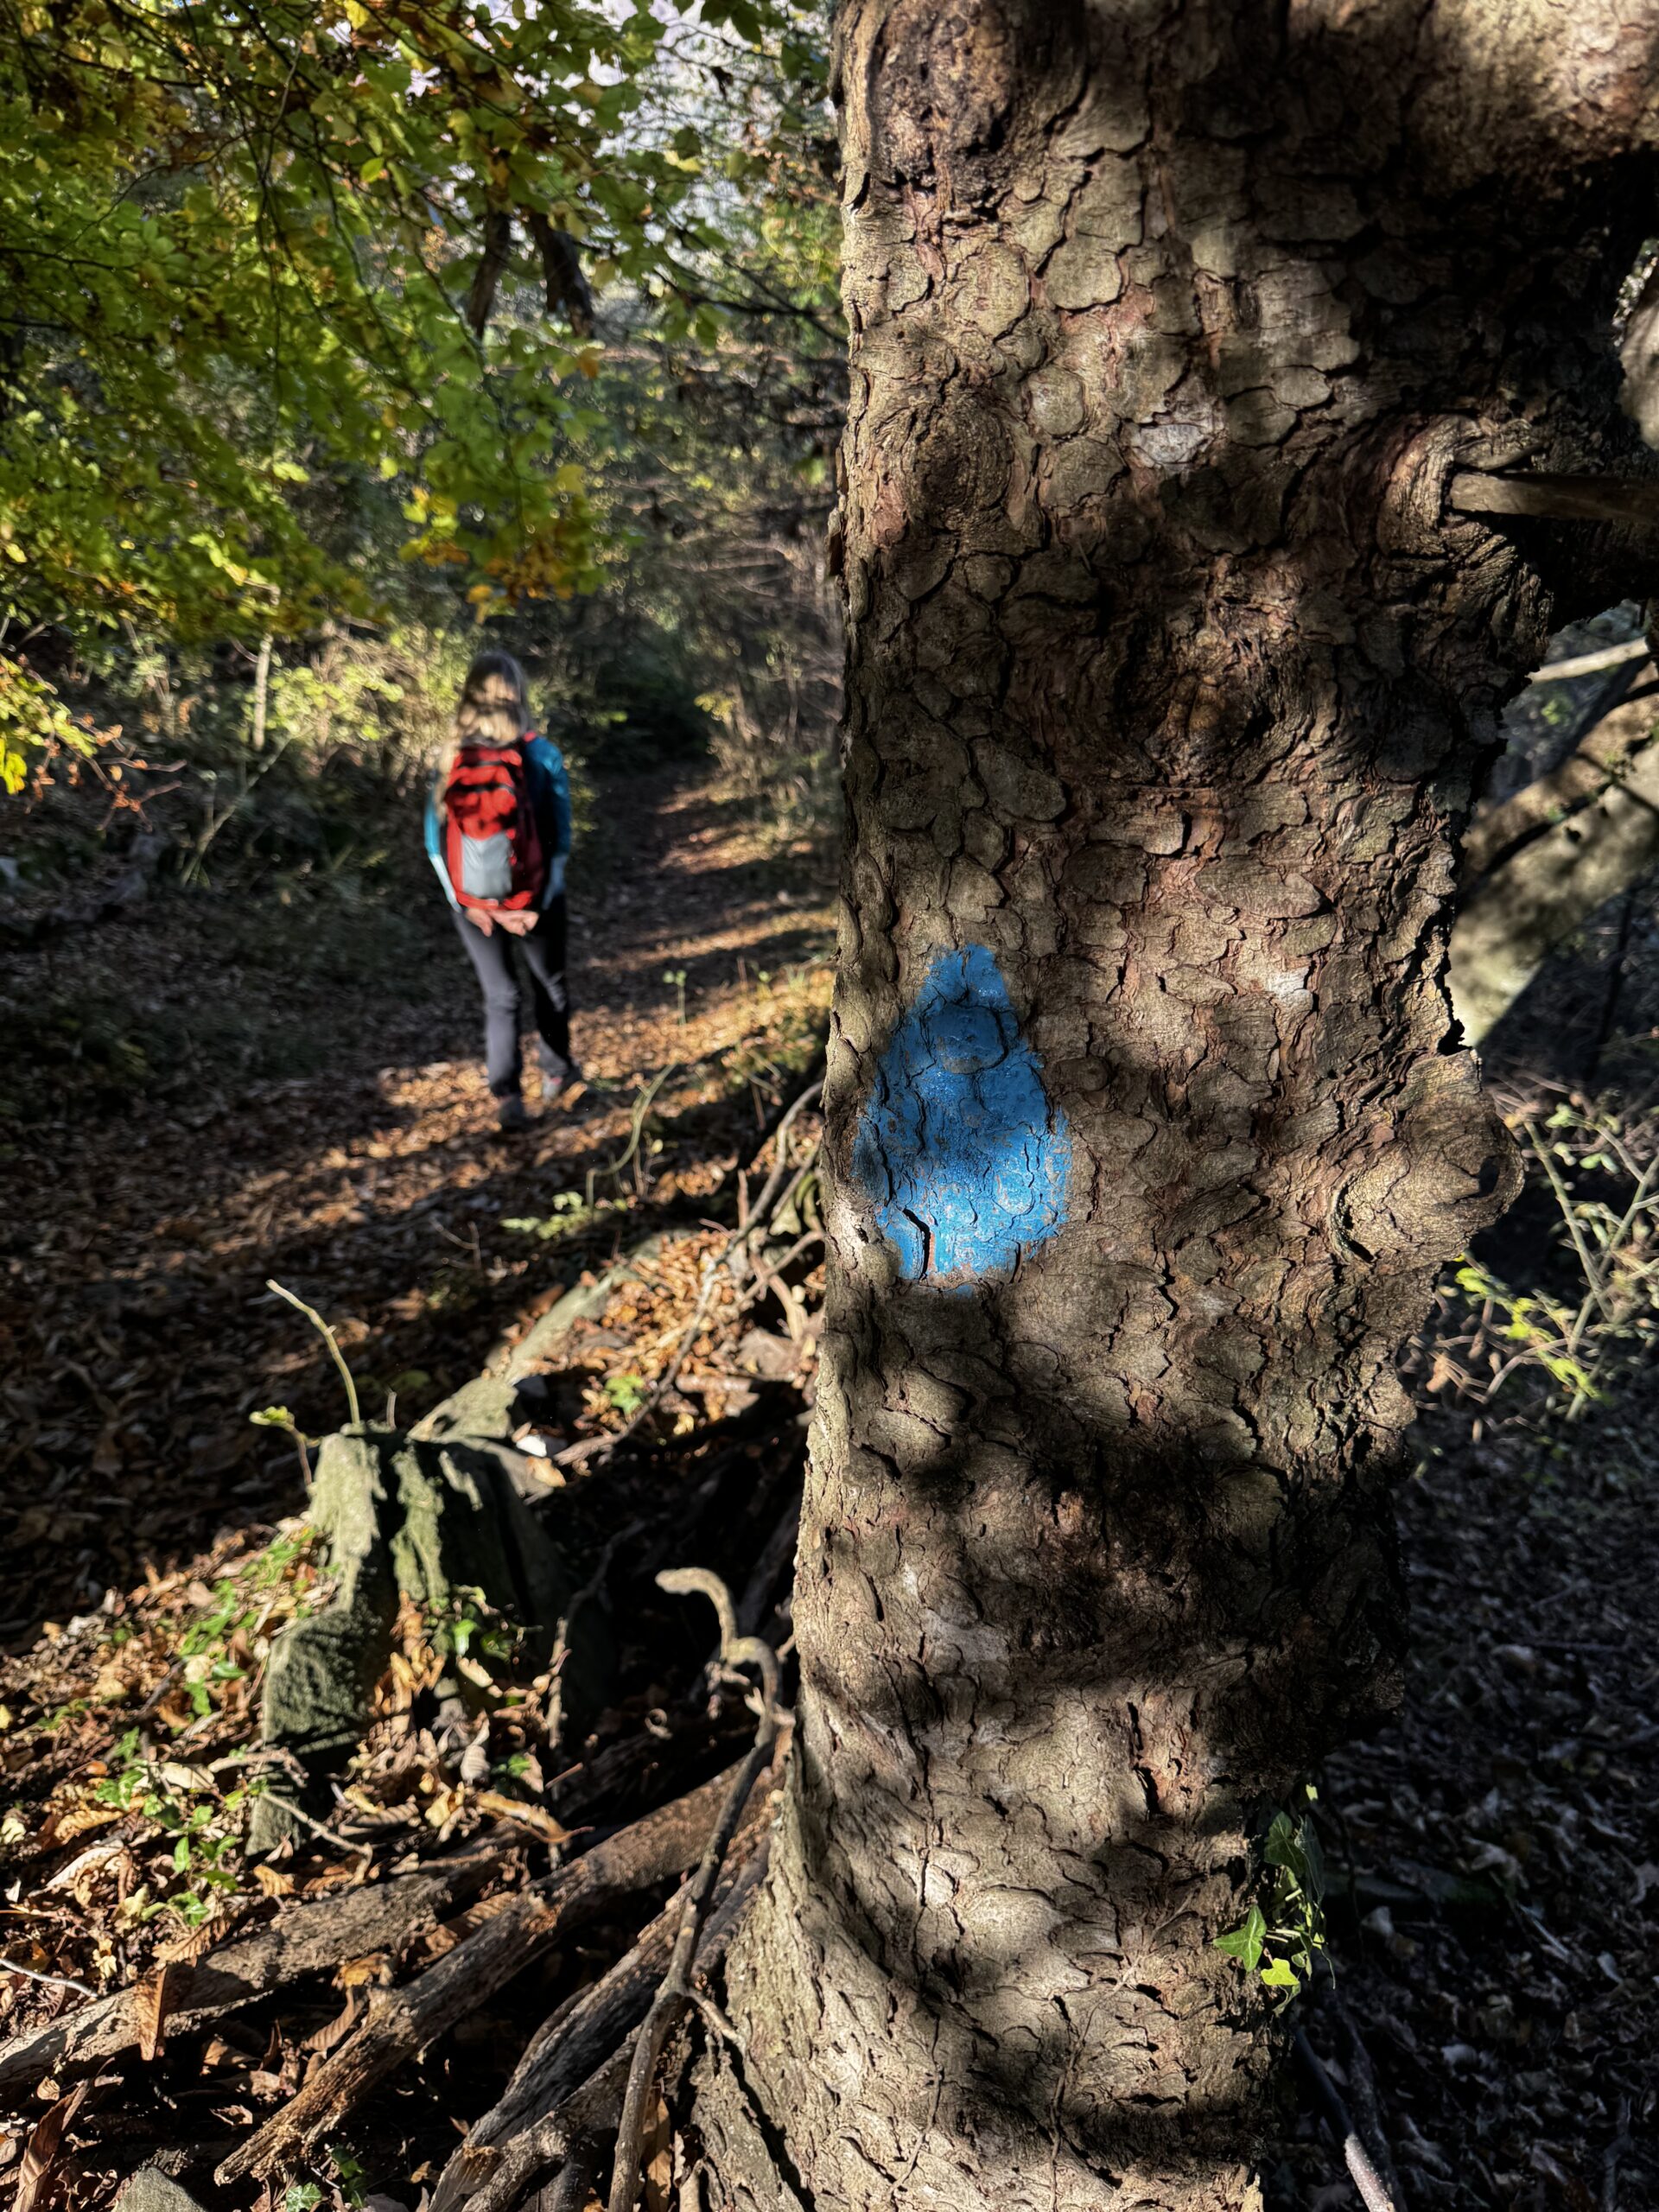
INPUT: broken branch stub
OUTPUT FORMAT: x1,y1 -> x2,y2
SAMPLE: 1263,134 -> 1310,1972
250,1370 -> 613,1852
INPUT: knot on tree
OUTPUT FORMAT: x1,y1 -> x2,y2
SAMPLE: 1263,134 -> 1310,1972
1333,1078 -> 1521,1271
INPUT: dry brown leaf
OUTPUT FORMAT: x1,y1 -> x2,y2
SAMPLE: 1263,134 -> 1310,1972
41,1839 -> 126,1898
15,2079 -> 89,2212
335,1953 -> 391,1989
297,1865 -> 359,1893
303,1987 -> 366,2054
47,1803 -> 123,1847
134,1960 -> 192,2061
641,2092 -> 672,2212
472,1790 -> 570,1844
158,1910 -> 247,1964
252,1862 -> 296,1900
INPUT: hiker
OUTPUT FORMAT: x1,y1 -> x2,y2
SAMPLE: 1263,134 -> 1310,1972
426,649 -> 578,1130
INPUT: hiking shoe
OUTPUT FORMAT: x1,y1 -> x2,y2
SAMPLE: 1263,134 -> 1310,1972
497,1096 -> 530,1133
541,1063 -> 583,1106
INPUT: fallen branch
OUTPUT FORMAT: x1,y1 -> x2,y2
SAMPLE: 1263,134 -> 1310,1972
1327,1993 -> 1409,2212
217,1758 -> 753,2184
441,1900 -> 677,2212
607,1573 -> 781,2212
1450,469 -> 1659,531
1528,638 -> 1651,683
468,2045 -> 633,2212
1461,679 -> 1659,885
0,1850 -> 498,2106
437,1808 -> 775,2210
458,1850 -> 772,2212
736,1495 -> 802,1638
1293,2027 -> 1400,2212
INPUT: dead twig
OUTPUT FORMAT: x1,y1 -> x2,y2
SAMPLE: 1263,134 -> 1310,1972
0,1960 -> 99,2000
265,1278 -> 361,1427
1326,1992 -> 1408,2212
564,1084 -> 822,1472
586,1064 -> 682,1210
216,1759 -> 753,2184
1293,2028 -> 1400,2212
458,1848 -> 774,2212
607,1571 -> 781,2212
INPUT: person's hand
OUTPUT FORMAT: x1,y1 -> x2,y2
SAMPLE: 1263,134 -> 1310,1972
497,909 -> 537,938
465,907 -> 494,937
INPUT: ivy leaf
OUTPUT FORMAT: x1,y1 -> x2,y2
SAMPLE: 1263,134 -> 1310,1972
1213,1905 -> 1267,1971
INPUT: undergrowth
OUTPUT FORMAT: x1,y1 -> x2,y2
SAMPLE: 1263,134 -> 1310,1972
1419,1094 -> 1659,1428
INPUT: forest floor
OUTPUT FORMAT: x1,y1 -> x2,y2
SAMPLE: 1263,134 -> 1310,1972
1,762 -> 1656,2212
0,769 -> 834,1641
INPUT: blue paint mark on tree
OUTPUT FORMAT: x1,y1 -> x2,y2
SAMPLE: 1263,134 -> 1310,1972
851,944 -> 1071,1287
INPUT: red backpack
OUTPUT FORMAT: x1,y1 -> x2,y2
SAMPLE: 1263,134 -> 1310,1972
442,734 -> 547,912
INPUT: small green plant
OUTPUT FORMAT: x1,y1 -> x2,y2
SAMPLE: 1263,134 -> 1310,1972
327,2143 -> 369,2209
1446,1259 -> 1598,1405
664,965 -> 689,1025
250,1402 -> 319,1481
1429,1100 -> 1659,1420
604,1370 -> 647,1417
428,1586 -> 520,1669
266,1278 -> 361,1426
92,1732 -> 263,1924
503,1190 -> 627,1243
77,1531 -> 318,1920
1214,1802 -> 1327,2003
284,2185 -> 323,2212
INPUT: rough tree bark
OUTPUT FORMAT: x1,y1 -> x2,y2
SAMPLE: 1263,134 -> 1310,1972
689,7 -> 1659,2210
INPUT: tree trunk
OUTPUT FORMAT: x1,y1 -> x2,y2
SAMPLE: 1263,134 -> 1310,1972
1452,680 -> 1659,1043
695,6 -> 1659,2209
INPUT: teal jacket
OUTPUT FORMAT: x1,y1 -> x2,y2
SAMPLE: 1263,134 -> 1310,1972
425,733 -> 572,912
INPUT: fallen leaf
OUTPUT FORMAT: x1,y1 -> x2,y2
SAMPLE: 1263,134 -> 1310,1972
158,1912 -> 245,1965
304,1988 -> 367,2053
473,1790 -> 570,1845
15,2080 -> 89,2212
336,1953 -> 391,1988
134,1960 -> 193,2061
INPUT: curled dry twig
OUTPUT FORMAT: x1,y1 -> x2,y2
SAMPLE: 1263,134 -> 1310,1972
607,1568 -> 781,2212
586,1062 -> 684,1210
265,1277 -> 360,1428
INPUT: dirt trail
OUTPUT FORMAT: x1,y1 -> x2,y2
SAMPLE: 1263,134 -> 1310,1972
1,772 -> 833,1644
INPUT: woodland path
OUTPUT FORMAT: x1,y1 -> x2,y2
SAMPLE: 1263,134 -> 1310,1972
0,771 -> 834,1645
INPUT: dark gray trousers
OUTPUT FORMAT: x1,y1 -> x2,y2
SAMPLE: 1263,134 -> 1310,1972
452,895 -> 573,1098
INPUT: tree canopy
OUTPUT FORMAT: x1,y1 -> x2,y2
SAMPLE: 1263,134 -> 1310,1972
0,0 -> 833,784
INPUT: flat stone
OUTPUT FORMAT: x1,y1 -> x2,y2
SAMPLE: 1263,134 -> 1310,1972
119,2172 -> 207,2212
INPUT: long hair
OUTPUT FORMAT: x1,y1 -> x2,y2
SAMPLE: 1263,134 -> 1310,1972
434,648 -> 530,807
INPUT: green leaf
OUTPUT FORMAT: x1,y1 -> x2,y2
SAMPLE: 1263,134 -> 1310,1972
1213,1905 -> 1267,1971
